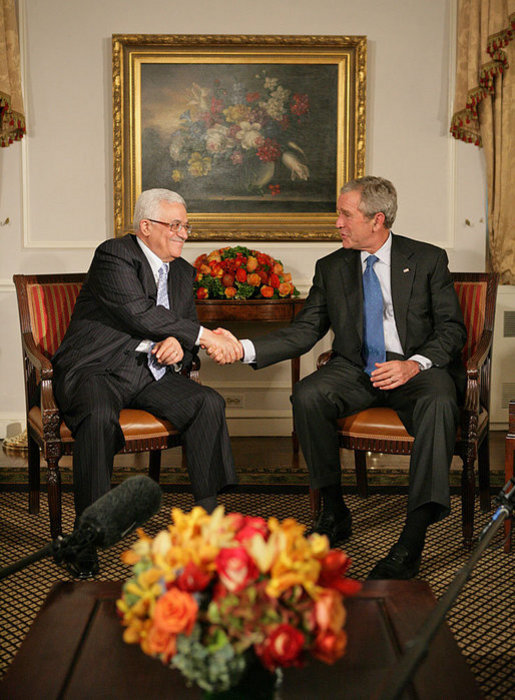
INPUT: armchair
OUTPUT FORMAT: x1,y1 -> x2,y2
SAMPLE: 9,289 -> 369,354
314,272 -> 499,548
13,273 -> 198,539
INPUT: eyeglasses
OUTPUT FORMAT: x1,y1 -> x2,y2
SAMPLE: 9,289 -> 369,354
147,219 -> 192,236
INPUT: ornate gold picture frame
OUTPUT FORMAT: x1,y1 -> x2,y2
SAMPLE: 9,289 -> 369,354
113,34 -> 366,241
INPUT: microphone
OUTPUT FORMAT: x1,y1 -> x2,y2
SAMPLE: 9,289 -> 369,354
0,476 -> 162,580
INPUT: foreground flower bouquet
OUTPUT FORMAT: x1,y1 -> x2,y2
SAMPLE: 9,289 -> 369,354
117,507 -> 361,697
193,246 -> 300,300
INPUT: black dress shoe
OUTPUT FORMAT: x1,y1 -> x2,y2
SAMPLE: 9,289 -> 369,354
307,510 -> 352,547
367,543 -> 421,580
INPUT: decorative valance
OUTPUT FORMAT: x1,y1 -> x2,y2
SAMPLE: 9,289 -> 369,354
0,0 -> 25,147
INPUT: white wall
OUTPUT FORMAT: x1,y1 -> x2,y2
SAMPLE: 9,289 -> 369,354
0,0 -> 492,437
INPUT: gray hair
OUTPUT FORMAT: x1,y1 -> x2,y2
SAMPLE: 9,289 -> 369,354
133,189 -> 187,230
340,176 -> 397,229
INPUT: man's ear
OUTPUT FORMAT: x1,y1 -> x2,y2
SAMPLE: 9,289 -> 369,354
373,211 -> 386,229
138,219 -> 151,239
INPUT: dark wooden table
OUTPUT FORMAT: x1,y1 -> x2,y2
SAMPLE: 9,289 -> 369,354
196,297 -> 305,451
1,580 -> 481,699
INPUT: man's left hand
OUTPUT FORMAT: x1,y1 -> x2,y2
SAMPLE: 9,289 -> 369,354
152,336 -> 184,365
370,360 -> 420,390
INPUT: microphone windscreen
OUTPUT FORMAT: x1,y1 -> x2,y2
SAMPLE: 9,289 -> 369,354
78,475 -> 162,548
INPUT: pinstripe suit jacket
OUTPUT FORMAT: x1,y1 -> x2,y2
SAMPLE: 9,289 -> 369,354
253,234 -> 467,387
53,234 -> 200,386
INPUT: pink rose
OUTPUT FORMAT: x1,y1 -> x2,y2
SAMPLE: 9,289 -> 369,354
235,516 -> 268,542
215,546 -> 259,592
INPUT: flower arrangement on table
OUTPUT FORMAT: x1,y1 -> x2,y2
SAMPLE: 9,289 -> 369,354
168,71 -> 310,195
194,246 -> 299,301
117,506 -> 361,696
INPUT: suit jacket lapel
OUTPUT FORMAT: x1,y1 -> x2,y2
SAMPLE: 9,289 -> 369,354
390,235 -> 415,351
128,234 -> 158,301
338,250 -> 363,342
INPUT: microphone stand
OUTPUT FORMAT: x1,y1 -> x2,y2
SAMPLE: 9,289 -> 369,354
0,524 -> 100,580
377,477 -> 515,700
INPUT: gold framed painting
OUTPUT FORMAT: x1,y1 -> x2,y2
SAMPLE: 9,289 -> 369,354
112,34 -> 366,241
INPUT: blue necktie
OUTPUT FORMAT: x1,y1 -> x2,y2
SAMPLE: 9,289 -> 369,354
362,255 -> 386,375
147,264 -> 169,380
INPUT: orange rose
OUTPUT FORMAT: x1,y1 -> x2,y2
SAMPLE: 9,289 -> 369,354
246,256 -> 258,272
153,587 -> 198,636
196,287 -> 208,299
247,273 -> 261,287
225,286 -> 237,298
282,272 -> 292,282
145,624 -> 178,661
313,629 -> 347,664
260,285 -> 274,298
278,282 -> 292,297
272,262 -> 283,275
199,263 -> 211,275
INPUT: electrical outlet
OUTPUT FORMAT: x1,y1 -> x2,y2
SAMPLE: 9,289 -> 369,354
224,393 -> 245,408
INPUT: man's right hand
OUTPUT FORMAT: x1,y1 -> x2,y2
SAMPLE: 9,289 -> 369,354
200,328 -> 243,365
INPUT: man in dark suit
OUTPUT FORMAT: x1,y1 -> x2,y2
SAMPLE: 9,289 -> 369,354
213,176 -> 466,579
53,189 -> 240,574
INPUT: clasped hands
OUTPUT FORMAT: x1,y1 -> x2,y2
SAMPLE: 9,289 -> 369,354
200,328 -> 243,365
370,359 -> 420,390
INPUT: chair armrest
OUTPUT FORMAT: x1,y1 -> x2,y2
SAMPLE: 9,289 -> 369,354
181,355 -> 201,383
462,329 -> 494,418
316,350 -> 334,370
21,331 -> 54,380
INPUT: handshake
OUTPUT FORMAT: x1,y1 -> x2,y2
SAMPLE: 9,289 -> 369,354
200,328 -> 243,365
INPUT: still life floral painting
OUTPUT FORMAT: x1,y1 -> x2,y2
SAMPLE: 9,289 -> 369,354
140,64 -> 338,214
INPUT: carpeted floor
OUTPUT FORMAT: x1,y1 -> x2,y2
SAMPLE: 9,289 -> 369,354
0,489 -> 513,698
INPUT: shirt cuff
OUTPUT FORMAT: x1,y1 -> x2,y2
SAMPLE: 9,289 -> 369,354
240,339 -> 256,364
196,326 -> 205,346
408,354 -> 432,370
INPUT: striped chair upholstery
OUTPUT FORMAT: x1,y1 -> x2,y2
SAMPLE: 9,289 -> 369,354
13,273 -> 194,539
313,272 -> 499,548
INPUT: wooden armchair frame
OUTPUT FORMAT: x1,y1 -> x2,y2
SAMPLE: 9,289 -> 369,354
13,273 -> 197,539
314,272 -> 499,548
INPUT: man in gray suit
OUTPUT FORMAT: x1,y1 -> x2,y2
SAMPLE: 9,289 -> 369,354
213,176 -> 466,579
53,189 -> 241,574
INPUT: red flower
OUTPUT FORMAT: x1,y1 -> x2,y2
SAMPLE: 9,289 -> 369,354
257,624 -> 305,671
269,273 -> 280,289
317,551 -> 362,596
291,93 -> 309,117
257,138 -> 281,162
215,546 -> 259,592
175,562 -> 212,592
196,287 -> 208,299
312,629 -> 347,664
260,285 -> 274,298
246,92 -> 260,102
234,515 -> 268,542
268,184 -> 281,196
235,267 -> 247,283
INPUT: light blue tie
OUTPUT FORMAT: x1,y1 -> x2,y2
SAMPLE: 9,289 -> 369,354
362,255 -> 386,375
147,264 -> 169,380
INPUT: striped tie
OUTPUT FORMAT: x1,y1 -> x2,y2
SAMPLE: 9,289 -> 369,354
147,264 -> 169,380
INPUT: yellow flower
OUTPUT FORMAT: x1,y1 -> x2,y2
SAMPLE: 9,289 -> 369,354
188,152 -> 212,177
171,169 -> 182,182
223,104 -> 251,123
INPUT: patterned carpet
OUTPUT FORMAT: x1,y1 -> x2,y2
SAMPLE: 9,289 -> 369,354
0,489 -> 513,699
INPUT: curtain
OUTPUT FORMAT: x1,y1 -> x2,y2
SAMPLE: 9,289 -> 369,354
451,0 -> 515,284
0,0 -> 25,148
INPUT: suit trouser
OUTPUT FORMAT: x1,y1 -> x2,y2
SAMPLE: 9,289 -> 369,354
291,355 -> 459,520
54,353 -> 237,516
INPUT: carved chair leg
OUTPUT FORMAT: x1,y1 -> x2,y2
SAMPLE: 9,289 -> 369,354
148,451 -> 161,483
27,433 -> 41,514
477,433 -> 491,512
461,456 -> 475,549
309,487 -> 321,524
504,437 -> 515,553
354,450 -> 369,498
46,460 -> 62,540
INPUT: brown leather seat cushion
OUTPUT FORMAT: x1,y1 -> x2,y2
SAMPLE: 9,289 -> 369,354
28,407 -> 177,443
337,406 -> 488,443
